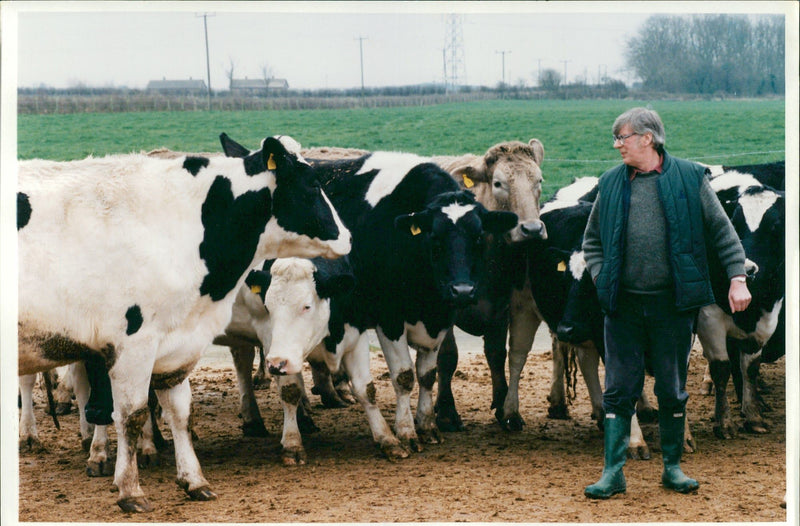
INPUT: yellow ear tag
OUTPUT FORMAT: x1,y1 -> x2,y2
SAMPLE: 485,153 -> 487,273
462,174 -> 475,188
410,224 -> 422,236
250,285 -> 262,295
557,261 -> 567,272
267,153 -> 277,170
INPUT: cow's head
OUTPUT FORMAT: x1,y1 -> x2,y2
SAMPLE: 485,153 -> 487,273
394,191 -> 517,305
254,257 -> 355,376
550,248 -> 604,348
219,133 -> 351,260
452,139 -> 547,243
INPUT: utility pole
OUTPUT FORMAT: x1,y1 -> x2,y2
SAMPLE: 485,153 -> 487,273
355,36 -> 367,96
560,59 -> 570,99
444,14 -> 465,94
197,13 -> 215,110
537,58 -> 542,87
496,50 -> 511,86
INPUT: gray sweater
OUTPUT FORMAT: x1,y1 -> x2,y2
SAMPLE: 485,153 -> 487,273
583,170 -> 746,292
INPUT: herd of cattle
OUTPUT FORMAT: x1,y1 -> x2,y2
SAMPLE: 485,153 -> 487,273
16,130 -> 786,512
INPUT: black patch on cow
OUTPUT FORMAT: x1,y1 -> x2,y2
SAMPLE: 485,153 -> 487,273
418,368 -> 437,391
396,369 -> 415,392
125,305 -> 143,335
281,383 -> 303,406
183,156 -> 210,176
151,368 -> 191,390
17,192 -> 31,230
199,176 -> 272,301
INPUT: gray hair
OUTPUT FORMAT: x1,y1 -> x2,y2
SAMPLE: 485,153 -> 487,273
612,107 -> 666,152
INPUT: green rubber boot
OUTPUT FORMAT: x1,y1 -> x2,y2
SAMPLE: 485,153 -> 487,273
659,410 -> 699,493
585,414 -> 630,499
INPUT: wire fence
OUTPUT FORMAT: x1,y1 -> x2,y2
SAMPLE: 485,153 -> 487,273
548,150 -> 786,164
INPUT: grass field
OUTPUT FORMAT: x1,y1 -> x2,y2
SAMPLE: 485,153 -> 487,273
17,98 -> 785,198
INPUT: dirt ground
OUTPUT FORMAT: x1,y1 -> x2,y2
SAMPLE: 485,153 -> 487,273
17,328 -> 786,523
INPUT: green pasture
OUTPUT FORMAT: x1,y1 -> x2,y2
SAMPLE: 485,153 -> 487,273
17,99 -> 785,199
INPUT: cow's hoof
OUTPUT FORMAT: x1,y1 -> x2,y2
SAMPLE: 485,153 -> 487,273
500,413 -> 525,432
19,437 -> 45,453
87,459 -> 114,477
381,441 -> 411,461
547,404 -> 570,420
713,424 -> 736,440
319,393 -> 349,408
55,402 -> 73,415
336,388 -> 357,405
117,496 -> 153,513
628,444 -> 651,461
743,420 -> 769,434
700,382 -> 713,396
636,406 -> 658,424
137,452 -> 160,469
242,420 -> 269,438
298,414 -> 320,435
282,447 -> 307,466
684,437 -> 696,454
253,375 -> 271,391
187,486 -> 217,501
81,437 -> 93,452
417,427 -> 443,445
401,437 -> 424,453
436,410 -> 465,432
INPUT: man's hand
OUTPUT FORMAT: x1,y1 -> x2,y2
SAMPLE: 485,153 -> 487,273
728,279 -> 752,313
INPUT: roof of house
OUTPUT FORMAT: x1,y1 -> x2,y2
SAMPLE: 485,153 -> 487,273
146,79 -> 208,90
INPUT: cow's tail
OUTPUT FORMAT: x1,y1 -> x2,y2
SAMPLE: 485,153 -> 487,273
42,371 -> 61,430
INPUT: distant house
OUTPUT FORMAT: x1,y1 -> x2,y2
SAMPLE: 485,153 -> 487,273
146,78 -> 208,95
230,77 -> 289,95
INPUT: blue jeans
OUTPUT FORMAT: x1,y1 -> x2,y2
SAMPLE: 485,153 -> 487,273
602,290 -> 696,418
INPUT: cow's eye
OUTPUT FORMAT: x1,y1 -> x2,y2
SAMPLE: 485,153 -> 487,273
302,305 -> 311,313
493,181 -> 502,188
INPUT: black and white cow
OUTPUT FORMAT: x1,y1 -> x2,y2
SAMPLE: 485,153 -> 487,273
698,170 -> 785,438
216,256 -> 410,464
430,140 -> 548,431
17,135 -> 351,513
705,160 -> 785,191
221,134 -> 518,451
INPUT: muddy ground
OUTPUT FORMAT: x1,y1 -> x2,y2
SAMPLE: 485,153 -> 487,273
17,328 -> 786,522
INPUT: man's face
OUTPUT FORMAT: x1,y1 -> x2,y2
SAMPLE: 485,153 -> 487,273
614,124 -> 653,170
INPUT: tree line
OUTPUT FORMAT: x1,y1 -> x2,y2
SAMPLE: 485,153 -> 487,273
625,14 -> 784,96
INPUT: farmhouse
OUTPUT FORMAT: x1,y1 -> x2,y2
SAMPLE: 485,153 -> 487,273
146,78 -> 208,95
230,77 -> 290,95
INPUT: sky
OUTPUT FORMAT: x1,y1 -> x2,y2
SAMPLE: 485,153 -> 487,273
9,1 -> 788,92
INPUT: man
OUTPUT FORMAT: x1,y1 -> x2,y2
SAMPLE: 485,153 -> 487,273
582,107 -> 751,499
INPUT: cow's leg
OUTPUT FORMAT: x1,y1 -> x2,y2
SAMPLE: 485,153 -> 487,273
19,374 -> 43,452
683,409 -> 696,453
504,289 -> 539,431
137,411 -> 159,469
548,337 -> 570,420
72,362 -> 113,476
53,365 -> 74,415
740,348 -> 768,434
636,391 -> 658,423
230,346 -> 268,437
294,373 -> 320,435
276,373 -> 306,465
700,363 -> 713,395
375,327 -> 421,452
344,334 -> 409,460
628,413 -> 651,460
697,306 -> 736,439
576,344 -> 604,427
414,344 -> 443,445
253,347 -> 271,390
435,327 -> 463,431
154,378 -> 215,501
309,359 -> 351,408
108,349 -> 156,513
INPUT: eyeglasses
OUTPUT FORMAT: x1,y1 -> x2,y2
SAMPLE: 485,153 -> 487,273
612,133 -> 638,145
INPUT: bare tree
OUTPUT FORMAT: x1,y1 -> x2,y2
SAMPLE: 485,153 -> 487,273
225,57 -> 237,91
539,68 -> 561,92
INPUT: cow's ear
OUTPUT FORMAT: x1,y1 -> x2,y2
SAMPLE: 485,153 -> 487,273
545,247 -> 573,271
245,269 -> 271,301
395,210 -> 433,236
260,137 -> 298,177
314,270 -> 355,299
453,164 -> 489,189
220,133 -> 251,158
528,138 -> 545,165
480,210 -> 518,235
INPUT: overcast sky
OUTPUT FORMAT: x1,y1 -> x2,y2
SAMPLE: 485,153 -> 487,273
10,1 -> 788,92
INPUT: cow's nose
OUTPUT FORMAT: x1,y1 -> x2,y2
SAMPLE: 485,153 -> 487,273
268,360 -> 289,376
449,282 -> 476,302
520,220 -> 547,240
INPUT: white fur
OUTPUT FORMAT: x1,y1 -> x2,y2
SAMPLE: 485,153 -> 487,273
708,170 -> 761,194
362,152 -> 429,207
541,176 -> 598,214
568,250 -> 587,282
738,189 -> 780,232
441,203 -> 475,223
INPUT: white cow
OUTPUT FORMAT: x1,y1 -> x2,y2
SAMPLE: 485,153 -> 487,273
17,134 -> 350,513
218,257 -> 409,464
